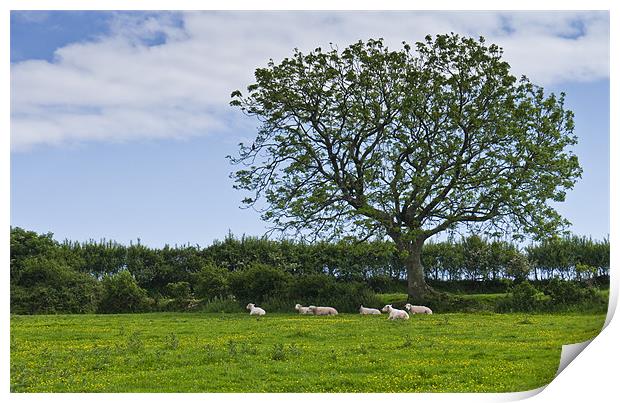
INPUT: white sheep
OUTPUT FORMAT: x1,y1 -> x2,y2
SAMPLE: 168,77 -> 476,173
308,305 -> 338,316
295,303 -> 314,315
246,303 -> 266,316
381,304 -> 409,320
359,305 -> 381,315
404,303 -> 433,315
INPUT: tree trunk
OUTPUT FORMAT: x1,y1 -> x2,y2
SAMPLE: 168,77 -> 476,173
402,238 -> 434,300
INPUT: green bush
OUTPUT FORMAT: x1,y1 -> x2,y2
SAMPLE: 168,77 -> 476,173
414,292 -> 485,313
200,296 -> 243,313
342,285 -> 383,313
262,282 -> 382,314
229,264 -> 292,304
367,275 -> 397,293
544,279 -> 588,305
542,279 -> 606,311
428,279 -> 512,294
158,282 -> 196,311
193,265 -> 230,299
261,295 -> 298,313
313,281 -> 382,313
166,281 -> 192,300
98,270 -> 152,313
495,281 -> 544,313
223,264 -> 383,313
287,274 -> 335,302
10,258 -> 102,314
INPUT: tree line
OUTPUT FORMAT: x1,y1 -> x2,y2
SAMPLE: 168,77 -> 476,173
10,226 -> 609,314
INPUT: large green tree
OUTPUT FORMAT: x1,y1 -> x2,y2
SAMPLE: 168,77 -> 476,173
229,34 -> 581,299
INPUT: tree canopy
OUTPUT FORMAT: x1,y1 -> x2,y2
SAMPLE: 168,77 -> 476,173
229,34 -> 582,298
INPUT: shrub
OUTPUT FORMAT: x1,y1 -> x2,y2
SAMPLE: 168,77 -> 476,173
200,296 -> 243,313
229,264 -> 291,304
367,275 -> 396,293
542,278 -> 606,310
166,281 -> 192,300
495,281 -> 544,313
313,281 -> 382,313
415,292 -> 486,313
98,270 -> 152,313
261,295 -> 297,313
10,257 -> 102,314
287,274 -> 336,302
193,264 -> 230,299
158,282 -> 198,311
246,274 -> 383,313
427,279 -> 511,294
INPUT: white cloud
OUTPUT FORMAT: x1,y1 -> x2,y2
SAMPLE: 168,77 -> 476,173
10,11 -> 609,151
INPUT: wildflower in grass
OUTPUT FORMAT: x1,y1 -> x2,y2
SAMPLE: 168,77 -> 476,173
10,312 -> 606,392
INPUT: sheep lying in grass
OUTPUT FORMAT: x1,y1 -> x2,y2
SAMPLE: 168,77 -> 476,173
404,303 -> 433,315
246,303 -> 266,316
308,305 -> 338,316
381,304 -> 409,320
359,305 -> 381,315
295,304 -> 314,315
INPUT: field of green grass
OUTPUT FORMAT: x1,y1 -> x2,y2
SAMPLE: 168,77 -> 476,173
10,311 -> 605,392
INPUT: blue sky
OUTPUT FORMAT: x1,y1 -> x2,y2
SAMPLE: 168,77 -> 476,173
10,11 -> 610,247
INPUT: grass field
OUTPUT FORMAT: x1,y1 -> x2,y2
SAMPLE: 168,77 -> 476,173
10,312 -> 605,393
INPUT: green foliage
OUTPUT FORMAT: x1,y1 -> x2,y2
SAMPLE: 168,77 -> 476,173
11,257 -> 101,315
10,227 -> 610,315
367,274 -> 397,293
250,271 -> 381,313
542,278 -> 605,309
311,281 -> 382,313
62,239 -> 127,278
200,296 -> 243,313
526,235 -> 609,281
412,292 -> 491,313
495,281 -> 544,313
260,295 -> 297,313
229,263 -> 292,304
192,264 -> 230,299
165,281 -> 192,300
10,227 -> 58,279
230,35 -> 581,243
230,34 -> 582,298
504,251 -> 531,282
160,281 -> 196,311
287,274 -> 335,301
98,271 -> 152,313
427,279 -> 510,294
